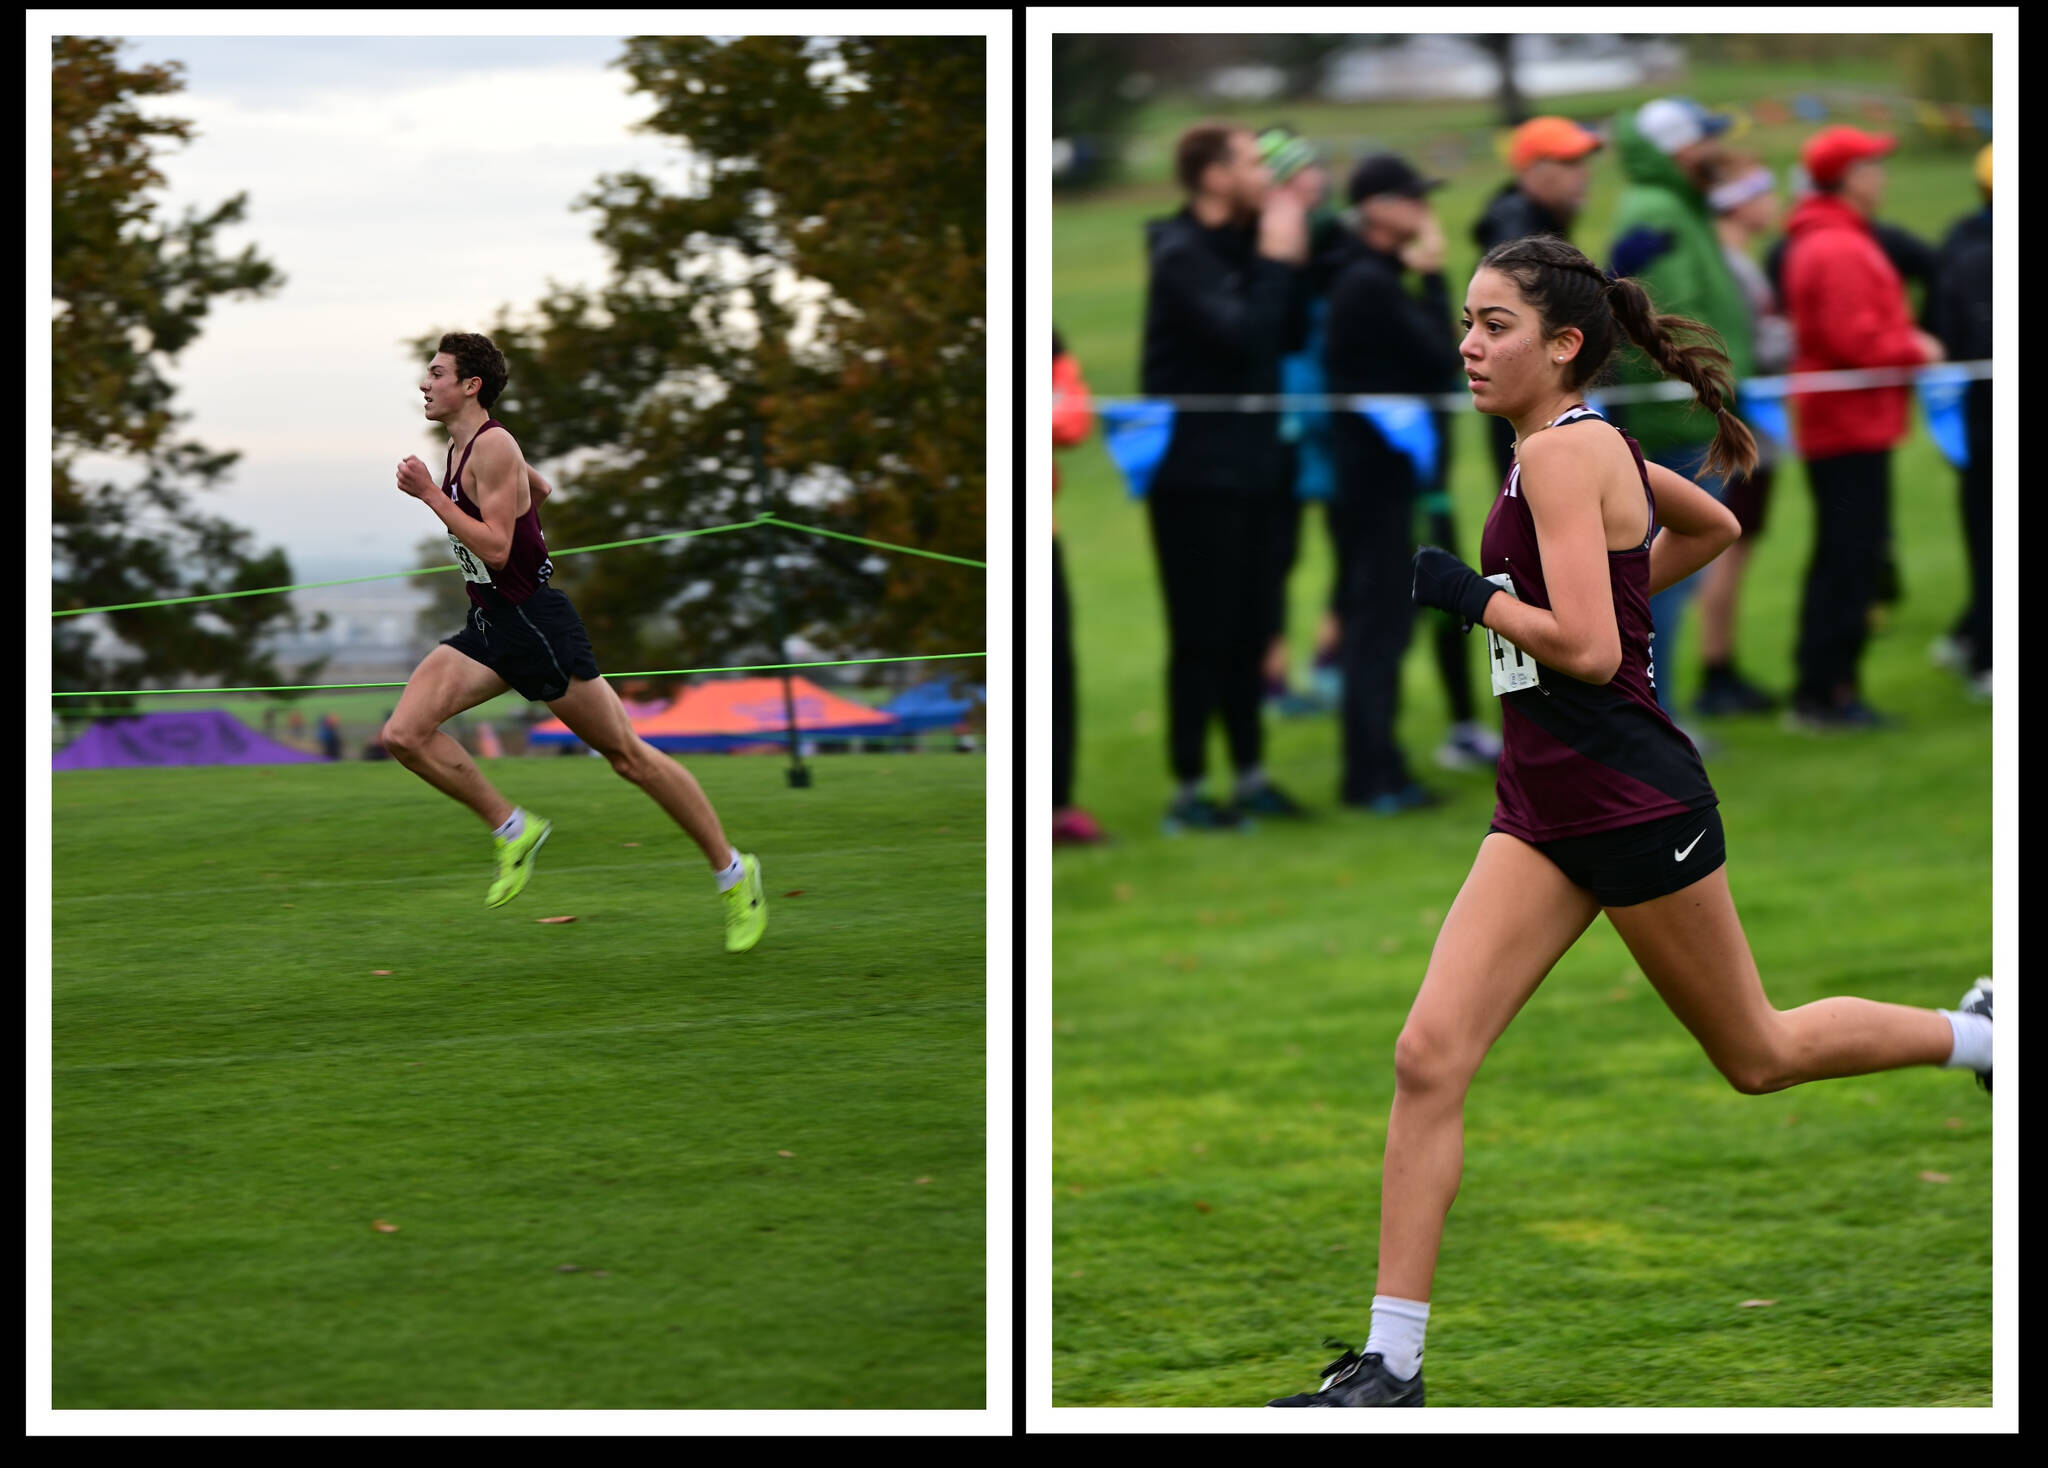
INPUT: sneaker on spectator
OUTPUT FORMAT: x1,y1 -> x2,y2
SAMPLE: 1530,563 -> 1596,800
1349,781 -> 1445,816
1929,632 -> 1974,675
1164,793 -> 1246,835
1785,696 -> 1899,732
1435,722 -> 1502,770
1053,807 -> 1109,846
1693,668 -> 1779,716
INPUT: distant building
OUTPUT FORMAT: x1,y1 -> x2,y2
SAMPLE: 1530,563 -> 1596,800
264,580 -> 437,683
1319,34 -> 1684,104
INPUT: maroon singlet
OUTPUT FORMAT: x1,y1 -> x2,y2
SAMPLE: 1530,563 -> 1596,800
442,418 -> 554,610
1478,406 -> 1717,841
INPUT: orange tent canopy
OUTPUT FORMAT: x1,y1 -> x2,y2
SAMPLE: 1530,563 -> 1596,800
528,675 -> 900,749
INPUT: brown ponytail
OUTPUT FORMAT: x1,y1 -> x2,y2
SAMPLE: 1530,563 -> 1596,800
1478,237 -> 1758,483
1602,276 -> 1759,482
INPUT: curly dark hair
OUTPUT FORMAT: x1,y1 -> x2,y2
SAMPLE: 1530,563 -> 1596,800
436,331 -> 509,412
1477,235 -> 1757,483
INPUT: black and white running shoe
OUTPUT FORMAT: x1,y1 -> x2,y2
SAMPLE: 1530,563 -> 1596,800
1267,1343 -> 1424,1407
1959,977 -> 1992,1094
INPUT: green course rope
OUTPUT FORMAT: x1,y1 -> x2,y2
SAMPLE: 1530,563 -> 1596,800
51,652 -> 987,699
52,511 -> 980,618
756,513 -> 986,568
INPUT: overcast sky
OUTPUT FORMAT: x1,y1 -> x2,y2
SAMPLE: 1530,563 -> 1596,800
57,31 -> 835,581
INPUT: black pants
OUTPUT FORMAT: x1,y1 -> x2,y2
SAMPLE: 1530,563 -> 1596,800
1147,484 -> 1288,783
1053,535 -> 1075,810
1329,446 -> 1419,802
1421,407 -> 1477,726
1263,443 -> 1306,651
1954,384 -> 1993,674
1795,450 -> 1892,705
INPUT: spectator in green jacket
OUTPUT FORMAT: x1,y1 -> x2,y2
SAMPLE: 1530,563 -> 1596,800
1606,97 -> 1753,725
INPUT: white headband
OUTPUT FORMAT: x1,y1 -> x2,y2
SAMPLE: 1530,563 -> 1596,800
1709,166 -> 1774,214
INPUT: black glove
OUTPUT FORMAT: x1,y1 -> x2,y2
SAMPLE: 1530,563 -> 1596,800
1411,545 -> 1499,632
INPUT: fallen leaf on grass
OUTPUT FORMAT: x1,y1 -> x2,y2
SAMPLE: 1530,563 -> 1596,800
371,969 -> 393,975
783,890 -> 804,897
282,904 -> 296,909
914,1177 -> 932,1185
777,1150 -> 795,1158
1919,1171 -> 1952,1184
621,842 -> 641,847
1737,1299 -> 1776,1308
557,1264 -> 581,1273
372,1220 -> 399,1233
1945,1117 -> 1964,1129
537,915 -> 578,924
592,1270 -> 609,1277
1194,1201 -> 1212,1214
1112,883 -> 1135,902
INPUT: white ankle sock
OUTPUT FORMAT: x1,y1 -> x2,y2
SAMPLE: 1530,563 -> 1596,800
715,849 -> 745,893
1363,1295 -> 1430,1381
1939,1009 -> 1992,1072
493,808 -> 524,843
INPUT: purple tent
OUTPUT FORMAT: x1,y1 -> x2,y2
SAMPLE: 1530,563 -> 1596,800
53,709 -> 326,770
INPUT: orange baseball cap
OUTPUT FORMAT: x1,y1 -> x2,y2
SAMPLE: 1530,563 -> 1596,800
1510,116 -> 1603,171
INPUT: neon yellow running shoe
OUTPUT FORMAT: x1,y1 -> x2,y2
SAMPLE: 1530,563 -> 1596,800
487,815 -> 552,909
723,852 -> 766,952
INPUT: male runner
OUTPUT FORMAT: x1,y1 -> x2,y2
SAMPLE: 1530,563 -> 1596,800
387,331 -> 766,952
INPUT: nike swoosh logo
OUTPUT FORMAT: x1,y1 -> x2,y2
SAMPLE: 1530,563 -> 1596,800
1674,830 -> 1706,861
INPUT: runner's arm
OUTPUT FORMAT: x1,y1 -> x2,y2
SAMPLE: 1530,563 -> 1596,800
1478,432 -> 1624,684
453,434 -> 522,570
1644,460 -> 1740,596
526,464 -> 555,506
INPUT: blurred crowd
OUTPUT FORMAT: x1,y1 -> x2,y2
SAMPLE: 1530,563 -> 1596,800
1053,98 -> 1991,843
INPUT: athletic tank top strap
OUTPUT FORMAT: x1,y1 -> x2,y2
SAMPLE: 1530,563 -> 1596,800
445,419 -> 504,501
1543,403 -> 1655,552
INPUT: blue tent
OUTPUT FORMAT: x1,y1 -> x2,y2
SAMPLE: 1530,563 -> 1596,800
880,678 -> 986,732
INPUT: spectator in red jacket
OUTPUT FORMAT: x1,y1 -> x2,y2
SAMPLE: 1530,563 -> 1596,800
1780,127 -> 1946,728
1053,329 -> 1107,845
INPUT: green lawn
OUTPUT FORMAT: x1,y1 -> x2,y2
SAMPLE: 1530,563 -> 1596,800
1051,91 -> 1992,1407
51,755 -> 985,1408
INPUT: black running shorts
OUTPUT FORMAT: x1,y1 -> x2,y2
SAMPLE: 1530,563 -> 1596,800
1492,804 -> 1726,908
440,586 -> 601,703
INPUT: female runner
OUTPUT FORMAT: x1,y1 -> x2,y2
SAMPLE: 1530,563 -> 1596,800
1266,234 -> 1992,1407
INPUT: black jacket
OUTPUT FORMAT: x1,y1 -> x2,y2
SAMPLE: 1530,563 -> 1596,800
1140,206 -> 1304,494
1323,236 -> 1462,489
1472,181 -> 1574,255
1929,205 -> 1991,363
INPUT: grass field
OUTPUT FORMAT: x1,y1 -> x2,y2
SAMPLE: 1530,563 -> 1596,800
1050,82 -> 1994,1408
51,756 -> 985,1408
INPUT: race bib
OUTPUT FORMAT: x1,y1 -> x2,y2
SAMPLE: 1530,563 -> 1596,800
449,531 -> 494,585
1484,572 -> 1540,696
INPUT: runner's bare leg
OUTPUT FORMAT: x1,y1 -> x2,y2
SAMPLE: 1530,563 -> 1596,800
382,645 -> 516,830
546,675 -> 732,868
